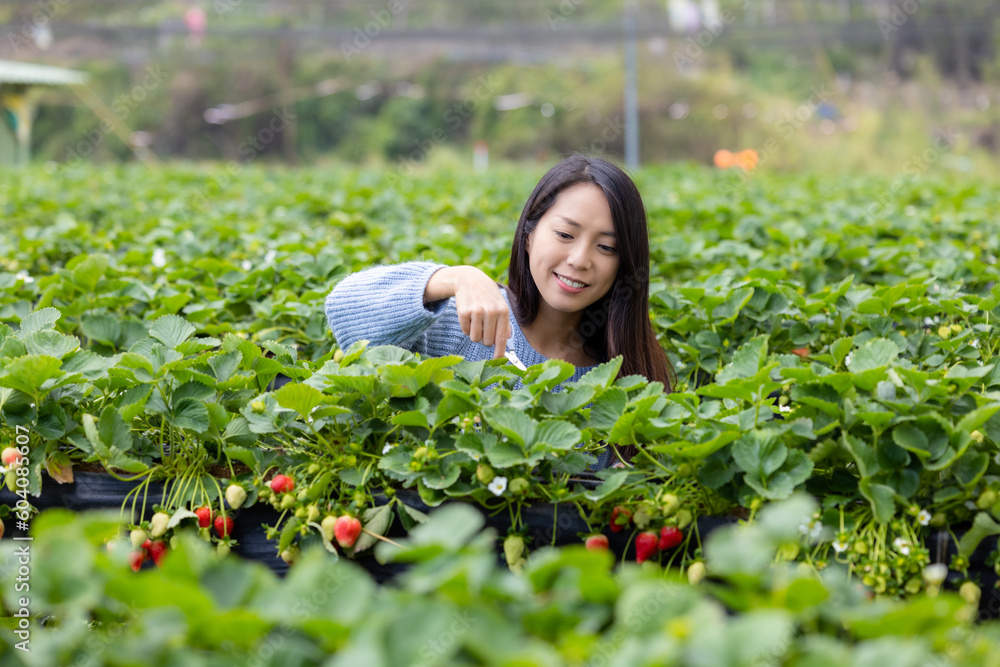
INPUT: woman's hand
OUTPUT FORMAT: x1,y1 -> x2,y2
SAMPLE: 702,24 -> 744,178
425,265 -> 512,359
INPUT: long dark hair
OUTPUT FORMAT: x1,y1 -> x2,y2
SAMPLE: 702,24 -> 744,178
503,154 -> 675,464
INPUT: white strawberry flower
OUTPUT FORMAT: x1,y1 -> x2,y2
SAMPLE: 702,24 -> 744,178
241,260 -> 252,271
488,476 -> 508,496
893,537 -> 911,555
382,443 -> 394,454
15,270 -> 34,284
778,405 -> 792,413
832,539 -> 848,554
152,248 -> 167,267
917,510 -> 932,526
799,518 -> 822,539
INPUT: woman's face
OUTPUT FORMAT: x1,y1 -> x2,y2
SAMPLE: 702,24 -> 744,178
525,182 -> 619,315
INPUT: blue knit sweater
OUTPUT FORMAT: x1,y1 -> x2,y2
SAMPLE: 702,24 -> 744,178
324,261 -> 615,470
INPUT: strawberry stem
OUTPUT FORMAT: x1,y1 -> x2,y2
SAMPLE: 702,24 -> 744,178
360,528 -> 402,548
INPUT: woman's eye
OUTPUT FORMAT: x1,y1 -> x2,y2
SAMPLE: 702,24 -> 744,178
555,232 -> 572,239
601,246 -> 617,253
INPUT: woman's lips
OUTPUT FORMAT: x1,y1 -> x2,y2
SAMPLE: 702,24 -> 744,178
554,272 -> 587,292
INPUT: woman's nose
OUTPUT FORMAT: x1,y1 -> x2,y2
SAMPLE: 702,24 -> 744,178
567,244 -> 592,271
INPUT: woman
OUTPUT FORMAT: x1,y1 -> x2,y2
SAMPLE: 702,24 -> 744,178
325,154 -> 675,467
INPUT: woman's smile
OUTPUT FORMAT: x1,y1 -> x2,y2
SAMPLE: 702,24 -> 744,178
554,272 -> 588,292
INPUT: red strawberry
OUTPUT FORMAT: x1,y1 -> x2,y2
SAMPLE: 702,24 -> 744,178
195,506 -> 213,529
214,515 -> 235,538
635,531 -> 660,564
659,526 -> 683,550
585,534 -> 609,551
149,540 -> 168,567
791,347 -> 810,359
129,550 -> 145,572
269,474 -> 295,494
610,506 -> 632,533
141,538 -> 152,552
333,515 -> 362,548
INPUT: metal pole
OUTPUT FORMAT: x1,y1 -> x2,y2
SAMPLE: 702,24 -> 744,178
623,10 -> 639,169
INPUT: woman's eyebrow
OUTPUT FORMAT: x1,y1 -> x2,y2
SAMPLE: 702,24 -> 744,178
558,216 -> 616,238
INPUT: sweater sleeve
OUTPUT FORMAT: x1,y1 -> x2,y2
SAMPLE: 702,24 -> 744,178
325,261 -> 468,357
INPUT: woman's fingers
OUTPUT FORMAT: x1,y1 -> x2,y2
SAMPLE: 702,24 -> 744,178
468,311 -> 482,343
453,271 -> 511,352
492,316 -> 509,359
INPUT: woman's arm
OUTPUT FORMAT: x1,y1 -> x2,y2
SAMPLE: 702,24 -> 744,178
325,261 -> 458,353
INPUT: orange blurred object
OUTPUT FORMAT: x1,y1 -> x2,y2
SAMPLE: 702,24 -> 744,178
736,149 -> 760,171
713,149 -> 734,168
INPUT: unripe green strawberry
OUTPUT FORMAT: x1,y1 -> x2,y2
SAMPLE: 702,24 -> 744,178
225,484 -> 247,509
476,462 -> 495,485
321,514 -> 338,542
504,534 -> 525,566
687,561 -> 706,585
280,494 -> 296,510
960,580 -> 981,605
149,512 -> 170,538
509,477 -> 530,496
660,493 -> 680,517
413,446 -> 429,461
971,430 -> 985,444
280,545 -> 301,564
251,400 -> 266,413
675,509 -> 693,529
333,349 -> 345,363
307,504 -> 321,523
130,528 -> 147,549
978,489 -> 997,510
294,507 -> 308,519
217,542 -> 231,559
307,463 -> 321,475
923,563 -> 948,586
